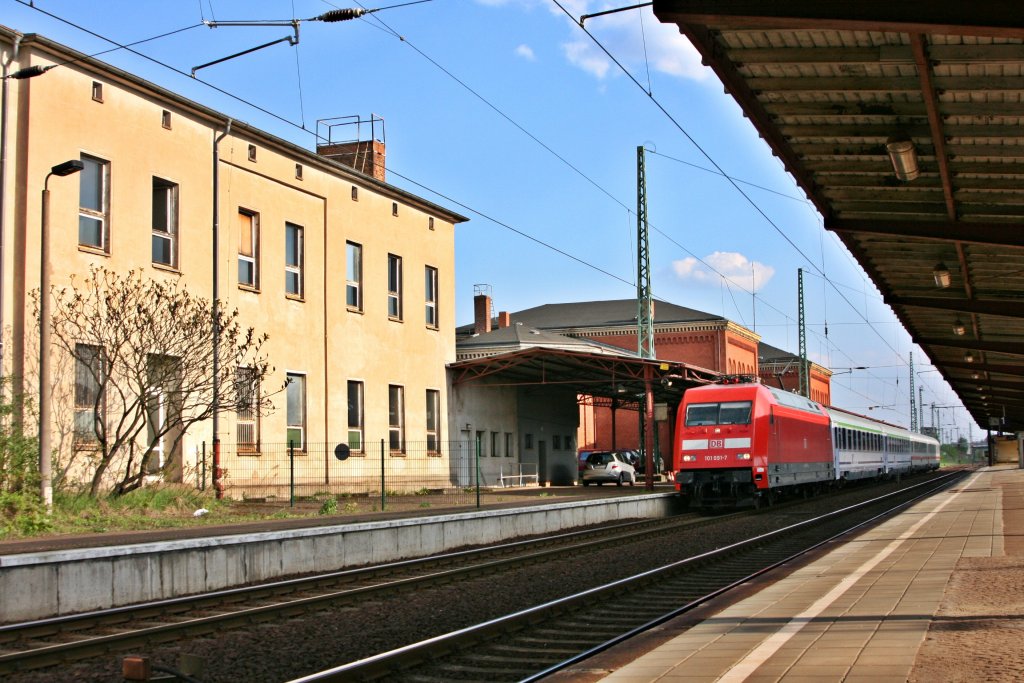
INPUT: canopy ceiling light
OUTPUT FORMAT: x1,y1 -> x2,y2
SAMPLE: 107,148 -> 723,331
933,263 -> 951,288
964,352 -> 975,363
886,134 -> 920,181
953,319 -> 966,336
971,373 -> 980,379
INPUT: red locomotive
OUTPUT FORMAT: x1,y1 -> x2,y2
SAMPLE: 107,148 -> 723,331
673,377 -> 939,508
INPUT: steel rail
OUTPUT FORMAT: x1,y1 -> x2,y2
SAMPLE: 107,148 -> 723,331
0,507 -> 721,673
292,470 -> 967,682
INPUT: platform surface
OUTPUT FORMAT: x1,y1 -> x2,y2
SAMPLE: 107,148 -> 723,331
599,466 -> 1021,682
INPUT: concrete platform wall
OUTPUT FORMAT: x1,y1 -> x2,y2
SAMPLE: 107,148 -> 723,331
0,493 -> 678,622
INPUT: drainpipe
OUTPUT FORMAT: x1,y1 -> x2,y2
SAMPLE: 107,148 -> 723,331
212,119 -> 231,498
0,36 -> 21,380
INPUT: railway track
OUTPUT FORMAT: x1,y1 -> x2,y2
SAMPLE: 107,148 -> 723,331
0,508 -> 721,675
292,469 -> 968,682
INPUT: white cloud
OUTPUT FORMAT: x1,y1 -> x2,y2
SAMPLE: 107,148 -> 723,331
671,252 -> 775,292
474,0 -> 708,84
515,44 -> 536,61
562,39 -> 609,79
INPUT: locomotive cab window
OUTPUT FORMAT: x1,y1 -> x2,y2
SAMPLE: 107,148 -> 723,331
685,401 -> 752,427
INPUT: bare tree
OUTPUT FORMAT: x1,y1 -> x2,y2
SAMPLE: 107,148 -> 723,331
41,268 -> 274,496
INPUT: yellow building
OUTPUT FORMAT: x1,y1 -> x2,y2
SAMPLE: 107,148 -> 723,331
0,27 -> 467,496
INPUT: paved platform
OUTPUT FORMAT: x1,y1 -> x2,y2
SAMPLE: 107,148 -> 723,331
595,466 -> 1020,682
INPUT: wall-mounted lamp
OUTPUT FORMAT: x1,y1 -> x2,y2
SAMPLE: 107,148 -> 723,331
933,263 -> 951,288
964,352 -> 975,363
952,318 -> 966,336
971,372 -> 980,380
886,134 -> 920,181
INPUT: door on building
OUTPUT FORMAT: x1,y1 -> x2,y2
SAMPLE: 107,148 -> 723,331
458,430 -> 472,486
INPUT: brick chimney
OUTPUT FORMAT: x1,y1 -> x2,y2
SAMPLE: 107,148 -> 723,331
318,140 -> 386,182
497,312 -> 511,329
474,293 -> 492,334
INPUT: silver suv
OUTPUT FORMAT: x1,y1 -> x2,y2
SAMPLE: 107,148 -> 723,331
581,451 -> 636,487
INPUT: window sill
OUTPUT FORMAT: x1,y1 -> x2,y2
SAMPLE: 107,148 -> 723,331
388,316 -> 404,323
286,293 -> 305,303
425,324 -> 439,331
238,284 -> 260,294
78,245 -> 109,257
347,306 -> 364,315
152,262 -> 180,274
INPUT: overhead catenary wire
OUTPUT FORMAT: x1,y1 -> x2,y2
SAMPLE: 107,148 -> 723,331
13,0 -> 958,416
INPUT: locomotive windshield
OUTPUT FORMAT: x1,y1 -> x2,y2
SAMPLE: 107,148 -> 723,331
685,401 -> 752,426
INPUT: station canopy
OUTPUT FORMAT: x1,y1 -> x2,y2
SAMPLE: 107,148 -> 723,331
449,347 -> 718,409
654,1 -> 1024,432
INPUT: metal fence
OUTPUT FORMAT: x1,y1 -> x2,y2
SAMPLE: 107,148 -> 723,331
195,439 -> 491,510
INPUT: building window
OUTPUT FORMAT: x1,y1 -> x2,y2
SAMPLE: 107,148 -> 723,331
476,430 -> 486,457
78,155 -> 109,251
346,241 -> 362,310
491,431 -> 500,458
91,81 -> 103,102
424,266 -> 438,329
247,144 -> 257,161
236,367 -> 260,453
238,210 -> 259,289
553,435 -> 562,450
286,373 -> 306,450
428,216 -> 435,231
505,432 -> 513,457
74,344 -> 105,444
161,110 -> 171,129
295,163 -> 303,180
387,254 -> 402,320
151,177 -> 178,268
426,389 -> 441,454
524,433 -> 533,449
392,201 -> 398,217
389,384 -> 405,453
285,222 -> 304,298
351,185 -> 359,201
347,380 -> 364,452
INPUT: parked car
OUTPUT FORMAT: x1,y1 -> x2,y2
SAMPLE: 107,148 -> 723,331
581,450 -> 636,486
577,450 -> 596,474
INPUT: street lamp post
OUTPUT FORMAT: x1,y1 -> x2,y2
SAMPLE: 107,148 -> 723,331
39,159 -> 83,511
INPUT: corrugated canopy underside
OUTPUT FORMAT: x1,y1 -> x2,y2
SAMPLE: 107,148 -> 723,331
654,1 -> 1024,432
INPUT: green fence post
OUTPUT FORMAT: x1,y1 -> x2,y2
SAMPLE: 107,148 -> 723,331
289,440 -> 295,508
380,438 -> 386,512
475,435 -> 481,508
201,442 -> 206,491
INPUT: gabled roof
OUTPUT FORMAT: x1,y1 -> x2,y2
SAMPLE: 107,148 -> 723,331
457,323 -> 636,358
457,298 -> 725,337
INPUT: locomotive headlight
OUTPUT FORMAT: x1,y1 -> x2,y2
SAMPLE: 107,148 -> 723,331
738,453 -> 751,460
682,454 -> 696,462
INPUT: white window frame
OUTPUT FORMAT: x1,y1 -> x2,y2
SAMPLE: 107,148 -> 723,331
286,373 -> 306,451
389,384 -> 405,453
238,210 -> 259,289
78,154 -> 109,251
424,265 -> 438,328
285,222 -> 304,298
426,389 -> 440,454
74,343 -> 105,445
346,241 -> 362,311
387,253 -> 403,320
236,366 -> 260,453
348,380 -> 364,453
152,177 -> 178,268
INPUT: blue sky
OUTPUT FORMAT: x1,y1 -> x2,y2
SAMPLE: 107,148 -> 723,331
3,0 -> 979,440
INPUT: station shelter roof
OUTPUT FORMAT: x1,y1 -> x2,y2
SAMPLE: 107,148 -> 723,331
654,1 -> 1024,432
